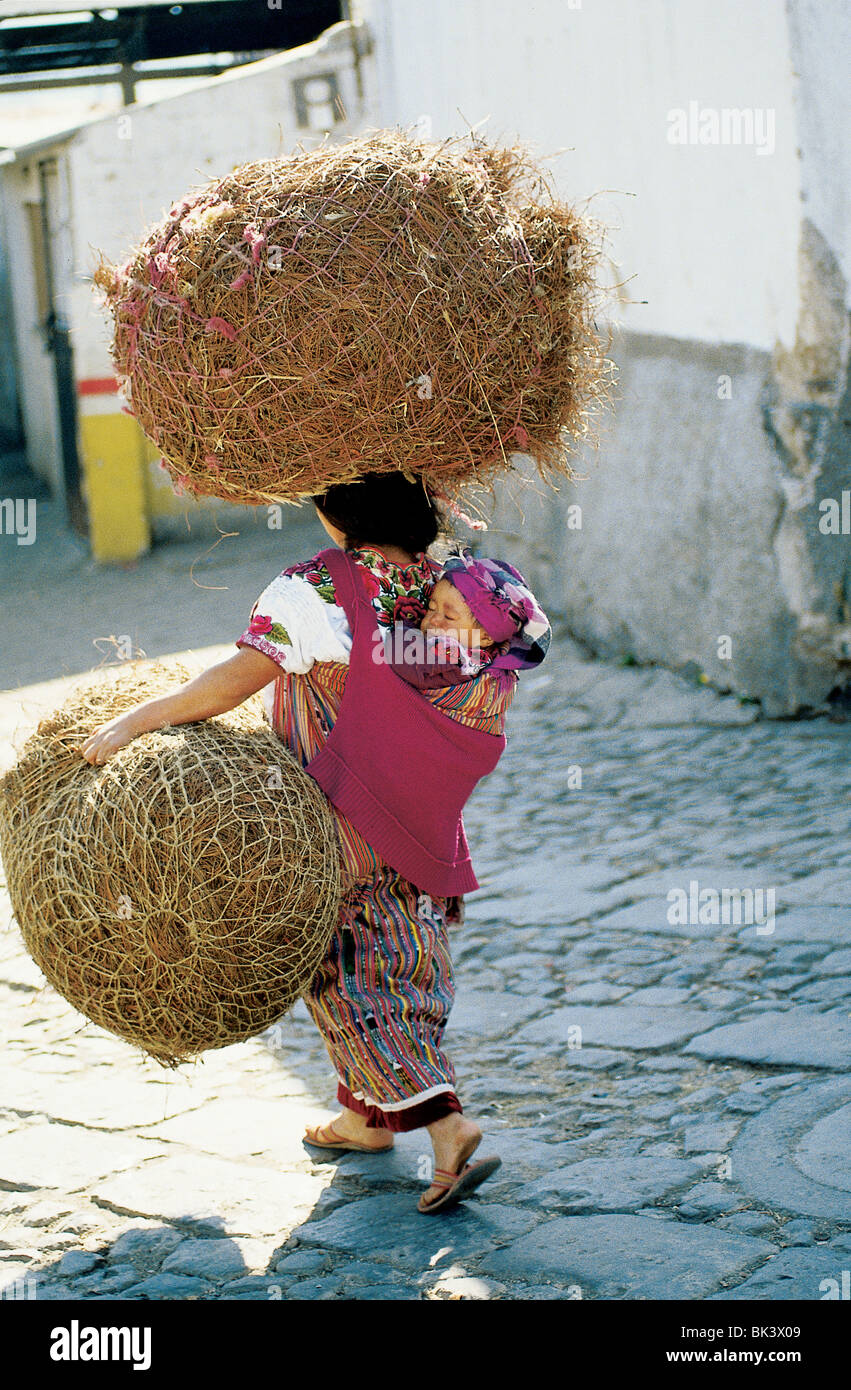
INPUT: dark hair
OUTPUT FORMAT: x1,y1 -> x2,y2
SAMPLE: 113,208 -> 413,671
311,471 -> 451,555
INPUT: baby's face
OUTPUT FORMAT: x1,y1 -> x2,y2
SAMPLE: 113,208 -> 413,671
421,579 -> 494,653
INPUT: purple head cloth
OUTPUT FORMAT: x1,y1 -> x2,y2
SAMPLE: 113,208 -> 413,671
439,547 -> 552,671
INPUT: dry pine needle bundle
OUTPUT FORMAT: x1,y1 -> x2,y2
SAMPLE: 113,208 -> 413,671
0,659 -> 343,1067
93,128 -> 612,507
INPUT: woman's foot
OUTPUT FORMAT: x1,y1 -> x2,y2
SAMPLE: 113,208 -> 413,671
419,1113 -> 484,1210
304,1107 -> 394,1152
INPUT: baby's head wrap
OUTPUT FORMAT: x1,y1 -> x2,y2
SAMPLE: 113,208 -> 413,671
438,547 -> 552,671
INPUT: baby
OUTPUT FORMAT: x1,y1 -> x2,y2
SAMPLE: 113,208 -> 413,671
380,547 -> 552,690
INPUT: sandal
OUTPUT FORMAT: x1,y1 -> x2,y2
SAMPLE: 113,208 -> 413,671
303,1122 -> 394,1154
417,1156 -> 502,1214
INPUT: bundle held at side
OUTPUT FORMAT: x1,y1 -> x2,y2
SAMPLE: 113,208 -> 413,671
0,660 -> 344,1067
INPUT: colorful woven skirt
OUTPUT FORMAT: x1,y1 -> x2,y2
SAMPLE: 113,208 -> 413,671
303,862 -> 463,1132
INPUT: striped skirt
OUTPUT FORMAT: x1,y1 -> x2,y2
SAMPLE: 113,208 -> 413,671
303,862 -> 463,1132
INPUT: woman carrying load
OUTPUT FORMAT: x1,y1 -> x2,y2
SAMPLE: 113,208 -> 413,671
79,470 -> 551,1214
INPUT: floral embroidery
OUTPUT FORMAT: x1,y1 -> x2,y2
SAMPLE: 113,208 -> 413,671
282,546 -> 440,631
241,546 -> 438,675
282,559 -> 337,606
248,613 -> 291,645
393,595 -> 427,625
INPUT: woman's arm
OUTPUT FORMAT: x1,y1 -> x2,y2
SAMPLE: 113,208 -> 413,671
77,647 -> 281,765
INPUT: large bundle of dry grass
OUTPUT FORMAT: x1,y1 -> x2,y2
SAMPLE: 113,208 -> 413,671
0,660 -> 343,1067
92,128 -> 612,508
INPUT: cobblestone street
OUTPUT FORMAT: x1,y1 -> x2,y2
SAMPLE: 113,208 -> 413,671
2,616 -> 850,1301
2,0 -> 851,1329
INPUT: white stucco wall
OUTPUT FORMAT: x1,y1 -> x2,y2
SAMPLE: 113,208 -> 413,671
356,0 -> 802,350
786,0 -> 851,292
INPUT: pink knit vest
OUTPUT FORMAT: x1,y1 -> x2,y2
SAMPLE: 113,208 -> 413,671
304,546 -> 506,897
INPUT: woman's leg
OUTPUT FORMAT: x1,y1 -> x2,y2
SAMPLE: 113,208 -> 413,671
418,1111 -> 485,1208
303,868 -> 466,1138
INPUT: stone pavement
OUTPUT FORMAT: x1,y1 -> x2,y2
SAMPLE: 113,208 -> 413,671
2,623 -> 850,1304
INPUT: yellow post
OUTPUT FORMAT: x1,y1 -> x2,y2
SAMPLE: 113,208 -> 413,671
77,392 -> 151,563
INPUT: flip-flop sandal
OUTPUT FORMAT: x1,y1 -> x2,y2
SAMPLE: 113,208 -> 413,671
417,1156 -> 502,1214
303,1122 -> 394,1155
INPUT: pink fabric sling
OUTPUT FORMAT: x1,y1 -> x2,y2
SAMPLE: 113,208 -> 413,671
304,546 -> 506,897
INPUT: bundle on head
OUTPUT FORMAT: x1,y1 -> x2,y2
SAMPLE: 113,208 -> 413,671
0,659 -> 343,1068
92,127 -> 612,508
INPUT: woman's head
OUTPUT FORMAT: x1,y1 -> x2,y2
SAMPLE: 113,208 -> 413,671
311,471 -> 450,556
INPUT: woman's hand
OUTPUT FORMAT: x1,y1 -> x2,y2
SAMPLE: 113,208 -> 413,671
78,713 -> 141,765
75,648 -> 281,765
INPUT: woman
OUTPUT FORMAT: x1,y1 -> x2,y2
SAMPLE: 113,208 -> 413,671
80,471 -> 517,1212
